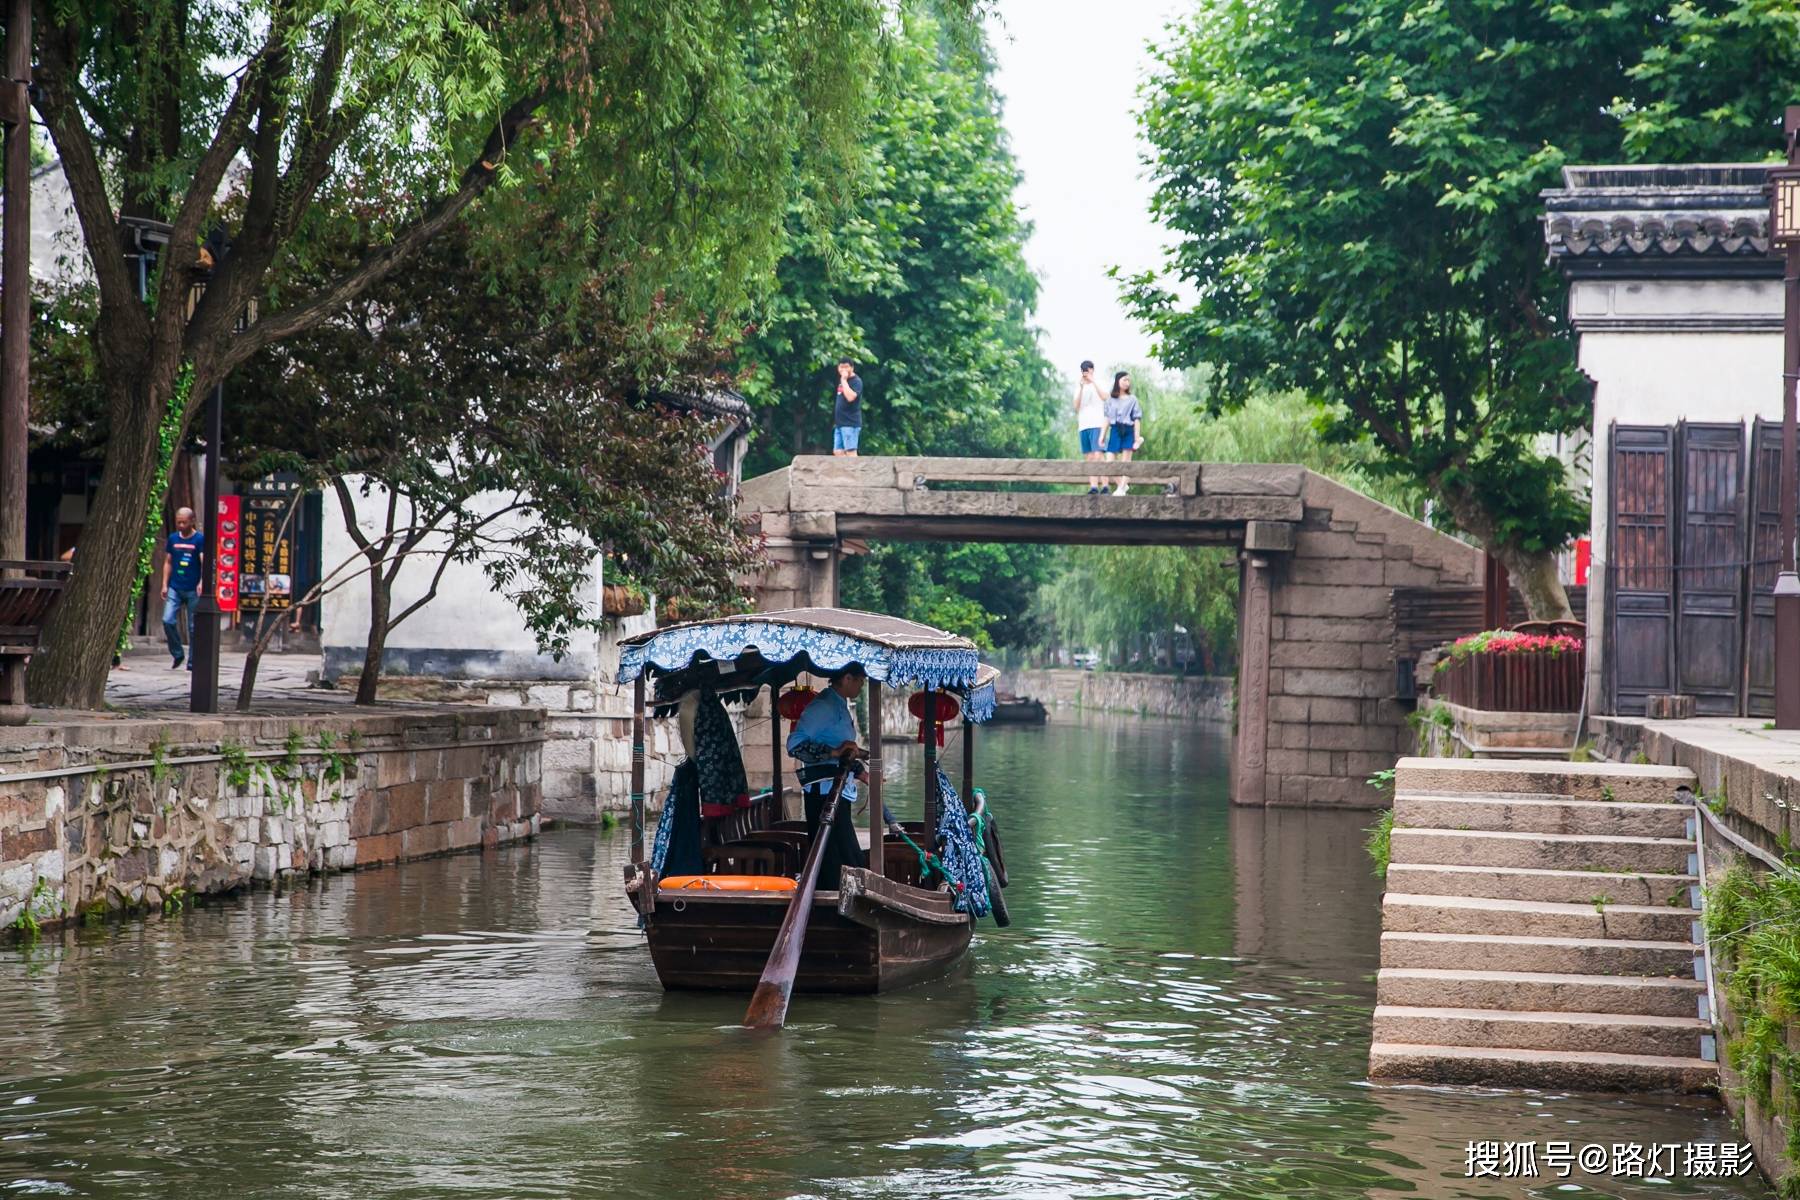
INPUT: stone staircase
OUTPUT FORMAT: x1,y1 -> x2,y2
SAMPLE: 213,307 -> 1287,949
1368,757 -> 1717,1092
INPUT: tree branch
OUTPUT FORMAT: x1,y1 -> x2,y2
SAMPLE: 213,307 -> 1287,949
216,87 -> 550,376
31,31 -> 141,326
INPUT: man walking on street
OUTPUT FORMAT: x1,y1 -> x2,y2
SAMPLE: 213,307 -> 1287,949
832,359 -> 864,456
162,507 -> 205,670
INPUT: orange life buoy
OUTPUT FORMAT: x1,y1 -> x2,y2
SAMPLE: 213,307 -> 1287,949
658,874 -> 797,893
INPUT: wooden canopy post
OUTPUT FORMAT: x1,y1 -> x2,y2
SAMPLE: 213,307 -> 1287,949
867,679 -> 884,876
630,675 -> 646,863
769,682 -> 784,817
922,688 -> 940,833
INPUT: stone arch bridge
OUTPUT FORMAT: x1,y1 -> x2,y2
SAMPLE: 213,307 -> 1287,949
740,456 -> 1481,807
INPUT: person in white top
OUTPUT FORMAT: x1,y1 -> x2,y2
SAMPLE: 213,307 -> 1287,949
1073,360 -> 1108,494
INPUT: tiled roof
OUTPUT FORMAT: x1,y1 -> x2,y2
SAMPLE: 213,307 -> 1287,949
1541,163 -> 1777,270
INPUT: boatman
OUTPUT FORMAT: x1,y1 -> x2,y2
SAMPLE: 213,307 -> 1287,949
786,664 -> 868,886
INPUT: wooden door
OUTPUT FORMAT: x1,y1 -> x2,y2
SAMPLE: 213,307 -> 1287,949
1675,423 -> 1747,714
1747,419 -> 1784,717
1609,424 -> 1676,715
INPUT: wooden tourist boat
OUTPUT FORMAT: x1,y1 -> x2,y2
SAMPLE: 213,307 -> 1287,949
618,608 -> 1010,998
989,694 -> 1048,724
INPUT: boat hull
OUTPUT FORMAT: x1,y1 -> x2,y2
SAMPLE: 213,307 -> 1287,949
631,867 -> 973,994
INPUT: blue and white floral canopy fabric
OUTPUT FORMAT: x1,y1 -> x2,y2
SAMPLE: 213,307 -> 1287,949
619,607 -> 986,694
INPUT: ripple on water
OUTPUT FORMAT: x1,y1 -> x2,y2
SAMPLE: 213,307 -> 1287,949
0,714 -> 1775,1199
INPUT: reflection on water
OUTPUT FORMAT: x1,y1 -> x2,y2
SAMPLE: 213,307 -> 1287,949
0,712 -> 1770,1199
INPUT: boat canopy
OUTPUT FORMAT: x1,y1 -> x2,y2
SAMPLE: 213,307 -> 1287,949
619,607 -> 987,701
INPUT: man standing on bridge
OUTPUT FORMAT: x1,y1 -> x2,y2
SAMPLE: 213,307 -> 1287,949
832,359 -> 863,457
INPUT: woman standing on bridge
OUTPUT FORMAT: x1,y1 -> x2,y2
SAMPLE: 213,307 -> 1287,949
1104,371 -> 1142,495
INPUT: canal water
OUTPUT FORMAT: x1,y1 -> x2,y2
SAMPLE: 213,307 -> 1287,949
0,712 -> 1770,1199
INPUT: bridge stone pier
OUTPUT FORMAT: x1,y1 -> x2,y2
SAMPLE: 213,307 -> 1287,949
741,457 -> 1481,807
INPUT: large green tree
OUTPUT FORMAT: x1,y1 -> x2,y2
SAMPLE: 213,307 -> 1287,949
27,0 -> 957,708
737,10 -> 1061,647
1127,0 -> 1799,621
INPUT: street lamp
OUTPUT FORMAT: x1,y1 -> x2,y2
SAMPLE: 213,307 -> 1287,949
187,250 -> 255,715
1772,106 -> 1800,730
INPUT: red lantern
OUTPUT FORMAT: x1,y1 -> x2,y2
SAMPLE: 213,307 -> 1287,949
907,691 -> 960,746
777,687 -> 817,721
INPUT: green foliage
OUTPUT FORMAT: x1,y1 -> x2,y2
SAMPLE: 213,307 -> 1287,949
219,741 -> 254,791
149,737 -> 173,788
12,878 -> 65,941
120,364 -> 191,654
234,216 -> 767,675
1038,376 -> 1415,667
739,11 -> 1059,649
1707,860 -> 1800,1121
29,0 -> 974,709
1365,809 -> 1394,880
1567,740 -> 1595,764
1127,0 -> 1798,606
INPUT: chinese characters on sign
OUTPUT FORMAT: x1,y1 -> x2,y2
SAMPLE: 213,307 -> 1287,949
240,474 -> 298,613
214,495 -> 240,614
1465,1140 -> 1755,1180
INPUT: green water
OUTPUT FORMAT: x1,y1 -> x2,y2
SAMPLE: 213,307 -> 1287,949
0,713 -> 1771,1199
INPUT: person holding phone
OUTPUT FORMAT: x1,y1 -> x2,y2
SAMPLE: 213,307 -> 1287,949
832,359 -> 864,456
1104,371 -> 1143,495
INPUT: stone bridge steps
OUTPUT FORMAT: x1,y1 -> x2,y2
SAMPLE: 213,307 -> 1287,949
1393,792 -> 1693,838
1372,1006 -> 1712,1058
1376,967 -> 1706,1016
1370,757 -> 1712,1093
1384,862 -> 1696,905
1382,892 -> 1700,942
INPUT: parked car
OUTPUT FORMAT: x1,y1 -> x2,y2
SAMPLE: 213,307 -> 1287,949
1070,650 -> 1099,671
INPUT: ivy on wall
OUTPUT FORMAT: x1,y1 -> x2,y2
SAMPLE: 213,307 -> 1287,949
118,364 -> 193,654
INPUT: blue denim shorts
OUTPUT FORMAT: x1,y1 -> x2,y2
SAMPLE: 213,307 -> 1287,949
1107,423 -> 1136,453
833,425 -> 861,452
1079,427 -> 1104,454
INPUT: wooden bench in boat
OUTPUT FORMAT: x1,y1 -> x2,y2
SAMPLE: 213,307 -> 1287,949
0,560 -> 72,724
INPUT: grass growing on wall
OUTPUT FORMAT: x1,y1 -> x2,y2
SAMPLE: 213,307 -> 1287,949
1365,809 -> 1394,880
1706,859 -> 1800,1196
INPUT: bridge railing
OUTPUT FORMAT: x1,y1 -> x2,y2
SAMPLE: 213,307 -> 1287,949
788,456 -> 1305,500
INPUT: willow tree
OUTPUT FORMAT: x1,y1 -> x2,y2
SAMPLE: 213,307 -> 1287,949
1127,0 -> 1797,620
27,0 -> 949,708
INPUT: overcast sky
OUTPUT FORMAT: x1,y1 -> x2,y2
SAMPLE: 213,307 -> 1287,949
987,0 -> 1189,383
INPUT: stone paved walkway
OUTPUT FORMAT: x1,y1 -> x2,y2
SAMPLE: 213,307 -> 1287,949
100,646 -> 341,714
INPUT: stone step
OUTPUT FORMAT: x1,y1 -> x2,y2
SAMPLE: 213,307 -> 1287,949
1390,827 -> 1693,874
1394,792 -> 1692,839
1393,757 -> 1695,804
1368,1042 -> 1717,1093
1372,1005 -> 1710,1059
1384,863 -> 1696,907
1377,968 -> 1705,1017
1380,931 -> 1698,977
1382,893 -> 1699,942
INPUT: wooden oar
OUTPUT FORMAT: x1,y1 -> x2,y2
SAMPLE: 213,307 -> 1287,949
743,757 -> 857,1030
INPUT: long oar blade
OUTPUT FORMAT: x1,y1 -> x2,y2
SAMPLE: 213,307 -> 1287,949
743,763 -> 853,1030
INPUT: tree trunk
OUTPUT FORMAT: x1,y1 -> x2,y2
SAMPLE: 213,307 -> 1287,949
236,610 -> 272,711
27,376 -> 174,708
356,563 -> 391,705
1490,545 -> 1574,624
1434,482 -> 1576,624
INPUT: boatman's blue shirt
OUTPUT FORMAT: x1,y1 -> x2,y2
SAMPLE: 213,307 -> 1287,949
788,688 -> 860,801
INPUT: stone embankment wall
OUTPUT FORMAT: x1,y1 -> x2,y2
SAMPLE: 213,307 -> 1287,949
1594,717 -> 1800,1190
0,708 -> 543,936
999,669 -> 1234,722
1411,697 -> 1580,760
